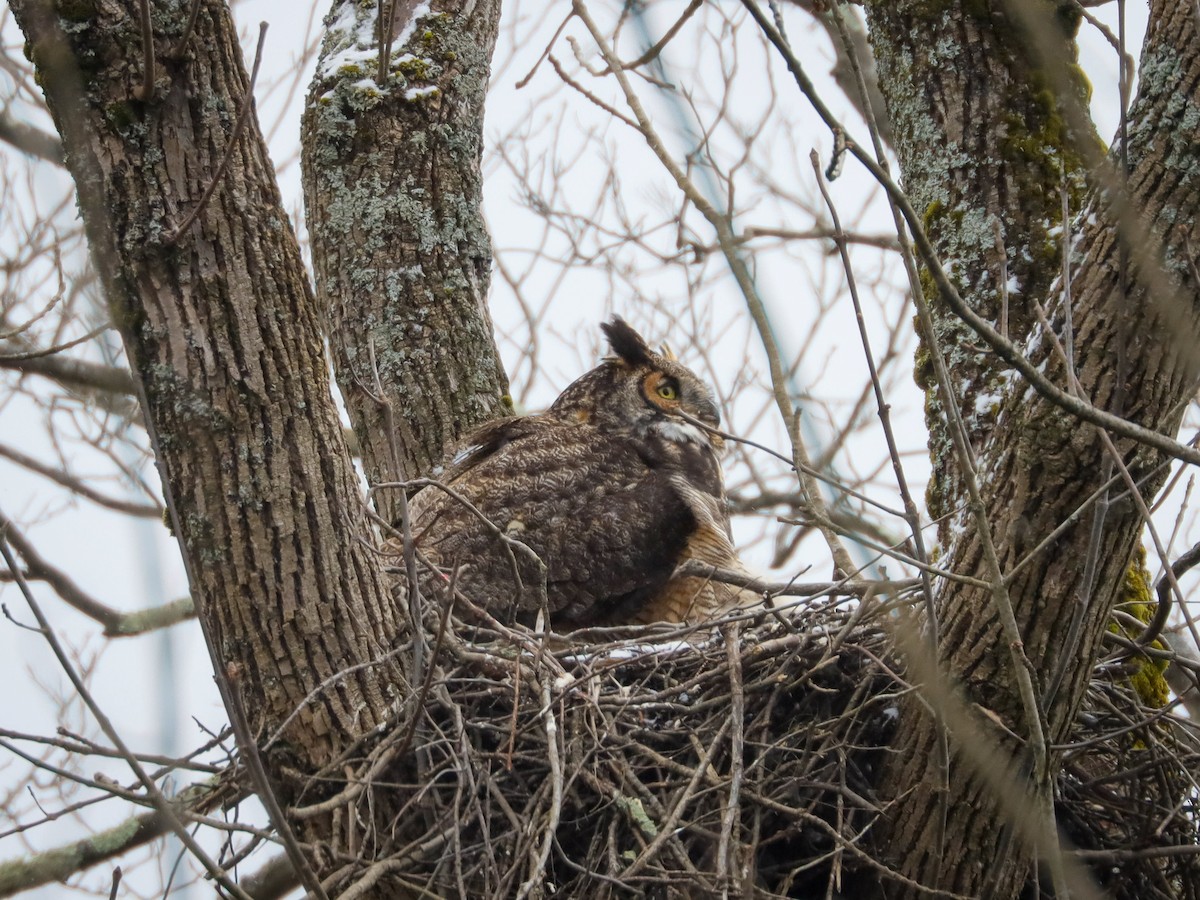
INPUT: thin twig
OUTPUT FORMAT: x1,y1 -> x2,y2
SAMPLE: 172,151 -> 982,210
572,0 -> 860,577
743,0 -> 1200,471
513,674 -> 563,900
262,646 -> 409,753
169,0 -> 206,59
808,92 -> 952,847
807,149 -> 937,653
165,23 -> 269,246
0,323 -> 111,361
364,336 -> 427,695
133,0 -> 155,101
515,10 -> 574,89
0,442 -> 162,519
717,622 -> 745,895
376,0 -> 397,85
674,409 -> 907,520
1141,541 -> 1200,649
597,0 -> 703,75
0,508 -> 194,636
749,3 -> 1063,882
0,534 -> 255,900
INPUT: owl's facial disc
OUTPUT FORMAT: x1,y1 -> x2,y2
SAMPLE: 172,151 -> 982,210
640,371 -> 721,447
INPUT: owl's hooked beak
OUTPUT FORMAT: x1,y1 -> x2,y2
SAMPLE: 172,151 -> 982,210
693,397 -> 721,429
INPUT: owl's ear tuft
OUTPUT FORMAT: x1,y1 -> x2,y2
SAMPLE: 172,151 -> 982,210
601,317 -> 654,367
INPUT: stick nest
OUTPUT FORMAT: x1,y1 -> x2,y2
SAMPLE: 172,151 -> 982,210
294,596 -> 1200,898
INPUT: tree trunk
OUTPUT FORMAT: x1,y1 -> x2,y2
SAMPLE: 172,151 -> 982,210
302,0 -> 509,523
864,0 -> 1200,894
9,0 -> 406,889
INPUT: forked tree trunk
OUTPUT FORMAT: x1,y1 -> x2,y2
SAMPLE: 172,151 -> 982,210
863,1 -> 1200,895
11,0 -> 507,894
15,0 -> 1200,895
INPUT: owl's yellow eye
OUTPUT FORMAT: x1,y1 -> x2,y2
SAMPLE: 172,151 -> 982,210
656,382 -> 678,400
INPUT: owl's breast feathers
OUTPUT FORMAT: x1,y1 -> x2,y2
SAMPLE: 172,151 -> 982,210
398,318 -> 760,630
404,413 -> 758,629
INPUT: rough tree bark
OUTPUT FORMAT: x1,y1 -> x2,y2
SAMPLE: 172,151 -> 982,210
864,0 -> 1200,895
7,0 -> 415,893
11,0 -> 509,894
302,0 -> 510,524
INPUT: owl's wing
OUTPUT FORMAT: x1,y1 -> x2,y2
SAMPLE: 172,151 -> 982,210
436,417 -> 539,480
408,417 -> 702,628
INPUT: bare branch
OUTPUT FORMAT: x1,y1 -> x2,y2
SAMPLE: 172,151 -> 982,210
0,352 -> 136,396
0,509 -> 193,636
0,776 -> 234,898
0,108 -> 63,164
0,442 -> 161,519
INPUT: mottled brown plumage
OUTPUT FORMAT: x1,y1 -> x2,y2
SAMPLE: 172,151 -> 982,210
402,318 -> 758,630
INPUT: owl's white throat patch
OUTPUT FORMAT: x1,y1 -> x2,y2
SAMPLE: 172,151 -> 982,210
653,418 -> 707,445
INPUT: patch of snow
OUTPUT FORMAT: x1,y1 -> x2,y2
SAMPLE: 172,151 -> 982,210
603,639 -> 691,660
315,2 -> 433,83
974,390 -> 1000,416
563,639 -> 695,664
452,444 -> 481,464
395,1 -> 432,50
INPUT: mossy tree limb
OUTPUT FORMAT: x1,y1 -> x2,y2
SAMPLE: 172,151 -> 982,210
868,0 -> 1096,530
0,779 -> 233,898
302,0 -> 510,524
863,1 -> 1200,895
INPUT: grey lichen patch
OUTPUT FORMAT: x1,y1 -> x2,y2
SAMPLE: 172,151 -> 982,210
234,482 -> 264,512
615,793 -> 659,838
89,816 -> 142,854
867,2 -> 1097,539
318,171 -> 429,256
143,363 -> 230,437
182,509 -> 222,566
121,210 -> 169,253
305,2 -> 492,170
302,1 -> 509,479
1130,42 -> 1185,162
314,164 -> 486,268
0,815 -> 142,892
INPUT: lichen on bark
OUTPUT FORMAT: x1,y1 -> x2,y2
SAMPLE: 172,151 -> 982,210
867,0 -> 1096,534
1111,547 -> 1170,709
303,0 -> 510,525
11,0 -> 403,775
862,0 -> 1200,895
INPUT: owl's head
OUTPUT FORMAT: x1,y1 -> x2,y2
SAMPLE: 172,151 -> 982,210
550,318 -> 722,445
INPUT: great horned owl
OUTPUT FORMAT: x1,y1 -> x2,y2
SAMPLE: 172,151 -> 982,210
403,318 -> 759,631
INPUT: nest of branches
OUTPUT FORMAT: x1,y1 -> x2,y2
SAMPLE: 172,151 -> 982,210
1058,672 -> 1200,900
285,591 -> 1200,899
